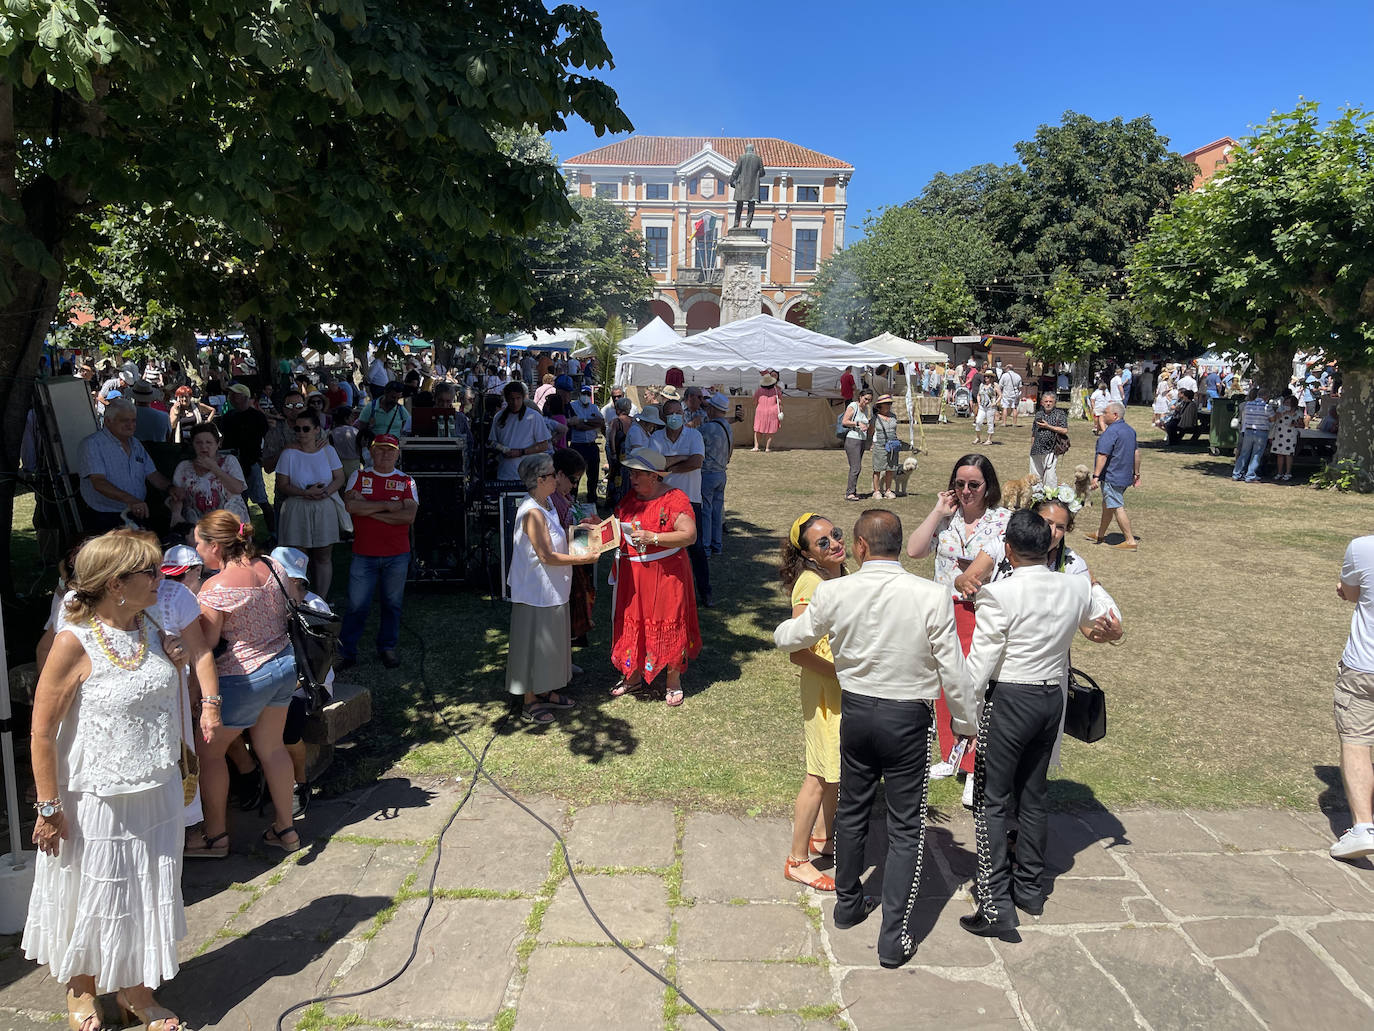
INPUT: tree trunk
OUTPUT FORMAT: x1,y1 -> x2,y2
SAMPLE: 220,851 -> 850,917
1336,366 -> 1374,490
243,315 -> 277,391
1250,343 -> 1296,399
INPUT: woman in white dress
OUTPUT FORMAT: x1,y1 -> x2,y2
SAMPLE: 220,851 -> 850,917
274,407 -> 345,596
24,529 -> 198,1031
488,381 -> 552,481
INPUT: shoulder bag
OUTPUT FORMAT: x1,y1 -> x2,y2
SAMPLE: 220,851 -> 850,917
1065,666 -> 1107,743
264,561 -> 341,716
145,611 -> 200,804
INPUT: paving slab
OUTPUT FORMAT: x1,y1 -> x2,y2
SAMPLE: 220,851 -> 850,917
677,902 -> 820,962
1128,853 -> 1331,917
1270,851 -> 1374,911
161,938 -> 350,1031
1045,812 -> 1127,878
1309,919 -> 1374,996
1215,930 -> 1374,1027
565,802 -> 677,868
682,812 -> 799,902
0,1013 -> 64,1031
1080,808 -> 1220,853
538,873 -> 670,945
840,968 -> 1021,1030
821,897 -> 995,969
1080,926 -> 1262,1030
515,946 -> 666,1031
0,950 -> 63,1012
329,775 -> 468,842
1180,918 -> 1277,958
179,885 -> 253,960
1192,809 -> 1333,852
1123,896 -> 1170,923
329,898 -> 528,1024
681,1015 -> 836,1031
233,842 -> 419,940
1026,878 -> 1136,925
434,786 -> 566,894
678,960 -> 835,1011
994,931 -> 1138,1030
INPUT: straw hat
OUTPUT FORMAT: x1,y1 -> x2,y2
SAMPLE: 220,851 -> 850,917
621,447 -> 667,474
658,385 -> 681,402
874,394 -> 894,406
759,372 -> 778,387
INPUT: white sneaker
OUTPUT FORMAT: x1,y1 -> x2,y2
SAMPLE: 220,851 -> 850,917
929,761 -> 956,780
1330,827 -> 1374,860
962,776 -> 975,809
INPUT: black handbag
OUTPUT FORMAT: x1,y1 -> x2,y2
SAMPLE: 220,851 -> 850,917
265,561 -> 341,716
1064,666 -> 1107,743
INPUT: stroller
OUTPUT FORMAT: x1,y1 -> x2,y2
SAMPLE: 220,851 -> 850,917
952,386 -> 973,418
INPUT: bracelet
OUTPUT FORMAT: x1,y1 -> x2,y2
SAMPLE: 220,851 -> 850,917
200,696 -> 223,707
34,798 -> 62,811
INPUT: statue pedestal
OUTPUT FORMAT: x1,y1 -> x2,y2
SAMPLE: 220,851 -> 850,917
715,228 -> 769,326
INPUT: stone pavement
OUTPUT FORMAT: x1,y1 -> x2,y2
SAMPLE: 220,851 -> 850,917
2,775 -> 1373,1029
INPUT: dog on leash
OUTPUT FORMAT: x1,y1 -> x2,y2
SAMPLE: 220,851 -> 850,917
893,454 -> 919,496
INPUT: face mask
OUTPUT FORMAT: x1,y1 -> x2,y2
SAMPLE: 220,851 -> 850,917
665,414 -> 684,431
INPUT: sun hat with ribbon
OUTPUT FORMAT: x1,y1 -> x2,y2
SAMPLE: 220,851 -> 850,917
621,447 -> 667,474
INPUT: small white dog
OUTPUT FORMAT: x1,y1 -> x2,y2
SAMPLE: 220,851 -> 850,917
893,454 -> 919,496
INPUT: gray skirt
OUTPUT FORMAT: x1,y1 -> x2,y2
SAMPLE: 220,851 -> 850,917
506,602 -> 571,696
277,495 -> 341,548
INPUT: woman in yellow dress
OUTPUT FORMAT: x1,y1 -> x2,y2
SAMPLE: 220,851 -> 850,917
777,512 -> 848,891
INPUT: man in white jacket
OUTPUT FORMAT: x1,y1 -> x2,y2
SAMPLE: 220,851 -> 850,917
774,509 -> 973,969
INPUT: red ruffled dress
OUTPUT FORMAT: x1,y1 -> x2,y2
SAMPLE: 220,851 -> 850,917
611,488 -> 701,683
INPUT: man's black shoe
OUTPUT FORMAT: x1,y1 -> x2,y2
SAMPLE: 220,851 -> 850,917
336,656 -> 357,674
1014,895 -> 1044,917
832,895 -> 881,930
879,947 -> 915,969
378,649 -> 401,669
959,910 -> 1021,942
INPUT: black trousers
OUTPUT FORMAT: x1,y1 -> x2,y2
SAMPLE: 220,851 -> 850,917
688,501 -> 711,603
833,692 -> 931,964
973,681 -> 1063,925
571,441 -> 601,503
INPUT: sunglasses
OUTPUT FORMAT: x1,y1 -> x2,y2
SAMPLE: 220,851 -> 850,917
126,565 -> 161,579
284,402 -> 306,410
293,425 -> 315,434
808,527 -> 844,550
954,480 -> 985,491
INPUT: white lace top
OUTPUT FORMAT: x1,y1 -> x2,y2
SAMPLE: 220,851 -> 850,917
57,618 -> 180,796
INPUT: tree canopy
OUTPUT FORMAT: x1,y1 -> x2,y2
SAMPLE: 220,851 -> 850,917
1023,270 -> 1115,369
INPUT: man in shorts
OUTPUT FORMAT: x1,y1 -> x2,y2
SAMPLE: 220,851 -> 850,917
1087,401 -> 1139,550
997,365 -> 1022,428
1332,532 -> 1374,860
972,370 -> 1000,446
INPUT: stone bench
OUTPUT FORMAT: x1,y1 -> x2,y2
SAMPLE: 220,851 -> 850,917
301,680 -> 372,781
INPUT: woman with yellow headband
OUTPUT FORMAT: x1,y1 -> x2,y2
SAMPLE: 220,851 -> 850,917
777,512 -> 848,891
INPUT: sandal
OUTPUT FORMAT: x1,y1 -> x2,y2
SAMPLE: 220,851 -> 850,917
536,691 -> 577,710
784,856 -> 836,892
67,989 -> 105,1031
520,703 -> 557,724
610,678 -> 644,697
184,829 -> 229,859
115,992 -> 182,1031
664,688 -> 684,707
809,835 -> 835,857
261,825 -> 302,853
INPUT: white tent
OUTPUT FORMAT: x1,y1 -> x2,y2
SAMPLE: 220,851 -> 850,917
573,315 -> 679,359
615,314 -> 896,393
858,332 -> 948,365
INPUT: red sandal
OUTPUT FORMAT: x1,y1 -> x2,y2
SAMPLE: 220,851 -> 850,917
809,835 -> 835,857
784,856 -> 835,892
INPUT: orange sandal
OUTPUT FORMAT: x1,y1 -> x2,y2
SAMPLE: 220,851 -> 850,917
784,856 -> 836,892
809,835 -> 834,857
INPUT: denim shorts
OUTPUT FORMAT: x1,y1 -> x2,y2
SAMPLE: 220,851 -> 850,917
218,648 -> 297,728
1100,481 -> 1127,510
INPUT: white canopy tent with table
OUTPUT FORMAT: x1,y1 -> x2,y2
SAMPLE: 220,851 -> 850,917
615,315 -> 897,448
857,333 -> 949,447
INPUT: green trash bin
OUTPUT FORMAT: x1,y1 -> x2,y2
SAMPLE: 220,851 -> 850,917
1209,396 -> 1239,455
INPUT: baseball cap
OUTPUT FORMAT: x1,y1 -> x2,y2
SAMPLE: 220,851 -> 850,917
160,544 -> 202,577
228,383 -> 252,397
580,384 -> 593,395
554,374 -> 575,391
372,433 -> 401,450
270,546 -> 310,582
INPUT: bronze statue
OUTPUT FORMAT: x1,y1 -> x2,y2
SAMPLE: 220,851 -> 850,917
729,143 -> 765,228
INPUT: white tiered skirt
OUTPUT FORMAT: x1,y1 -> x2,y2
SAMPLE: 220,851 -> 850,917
22,775 -> 185,991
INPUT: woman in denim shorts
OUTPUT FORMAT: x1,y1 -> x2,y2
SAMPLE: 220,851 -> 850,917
187,510 -> 301,858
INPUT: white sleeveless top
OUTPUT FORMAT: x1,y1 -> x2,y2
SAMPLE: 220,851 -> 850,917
506,495 -> 572,607
57,617 -> 180,796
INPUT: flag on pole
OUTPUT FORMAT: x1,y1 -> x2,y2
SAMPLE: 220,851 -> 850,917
688,216 -> 705,241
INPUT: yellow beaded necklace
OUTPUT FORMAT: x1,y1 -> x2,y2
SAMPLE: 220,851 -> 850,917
89,612 -> 149,671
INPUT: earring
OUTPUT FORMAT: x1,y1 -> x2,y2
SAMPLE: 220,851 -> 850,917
118,596 -> 126,606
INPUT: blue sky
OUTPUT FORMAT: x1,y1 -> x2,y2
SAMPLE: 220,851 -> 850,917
549,0 -> 1374,237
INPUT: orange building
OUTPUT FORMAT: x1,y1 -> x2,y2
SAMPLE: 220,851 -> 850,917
561,136 -> 854,334
1182,136 -> 1240,190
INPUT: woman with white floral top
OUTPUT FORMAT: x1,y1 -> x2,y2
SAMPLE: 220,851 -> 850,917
906,455 -> 1009,782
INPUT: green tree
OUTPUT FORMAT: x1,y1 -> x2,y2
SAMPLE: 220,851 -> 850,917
0,0 -> 630,591
582,315 -> 626,399
1023,270 -> 1115,386
1131,102 -> 1374,478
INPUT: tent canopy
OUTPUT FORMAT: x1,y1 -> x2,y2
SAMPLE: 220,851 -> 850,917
572,315 -> 679,358
616,314 -> 896,393
487,327 -> 591,356
858,332 -> 947,365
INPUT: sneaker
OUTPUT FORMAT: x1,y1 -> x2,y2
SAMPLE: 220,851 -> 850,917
292,781 -> 311,820
962,776 -> 975,809
1330,827 -> 1374,861
929,761 -> 956,780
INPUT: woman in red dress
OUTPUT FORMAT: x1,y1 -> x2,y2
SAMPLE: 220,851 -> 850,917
752,370 -> 782,452
610,448 -> 701,707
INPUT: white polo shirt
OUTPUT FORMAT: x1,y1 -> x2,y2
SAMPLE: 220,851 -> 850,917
650,427 -> 704,504
1342,535 -> 1374,673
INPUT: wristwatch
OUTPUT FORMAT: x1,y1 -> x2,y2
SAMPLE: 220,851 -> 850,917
35,799 -> 62,818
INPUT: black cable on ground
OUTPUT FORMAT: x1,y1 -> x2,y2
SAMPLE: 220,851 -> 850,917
275,616 -> 726,1031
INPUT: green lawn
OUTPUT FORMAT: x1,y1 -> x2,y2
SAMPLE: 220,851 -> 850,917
13,408 -> 1368,814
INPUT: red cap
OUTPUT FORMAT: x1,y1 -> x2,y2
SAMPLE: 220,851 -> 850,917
372,434 -> 401,449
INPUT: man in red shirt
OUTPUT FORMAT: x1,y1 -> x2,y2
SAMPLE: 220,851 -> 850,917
337,434 -> 418,670
840,367 -> 855,402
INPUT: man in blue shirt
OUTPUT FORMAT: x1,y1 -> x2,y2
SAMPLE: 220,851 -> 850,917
78,399 -> 184,532
1086,401 -> 1140,551
1232,387 -> 1273,483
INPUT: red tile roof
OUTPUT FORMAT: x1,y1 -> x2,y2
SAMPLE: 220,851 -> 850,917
563,136 -> 852,170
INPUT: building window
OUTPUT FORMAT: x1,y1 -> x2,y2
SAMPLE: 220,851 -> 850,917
688,177 -> 699,196
757,184 -> 770,202
794,229 -> 818,272
754,228 -> 769,271
595,182 -> 618,199
796,185 -> 819,203
645,226 -> 668,268
645,183 -> 669,200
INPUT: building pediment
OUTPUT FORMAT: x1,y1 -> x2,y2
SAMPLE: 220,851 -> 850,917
677,146 -> 736,179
